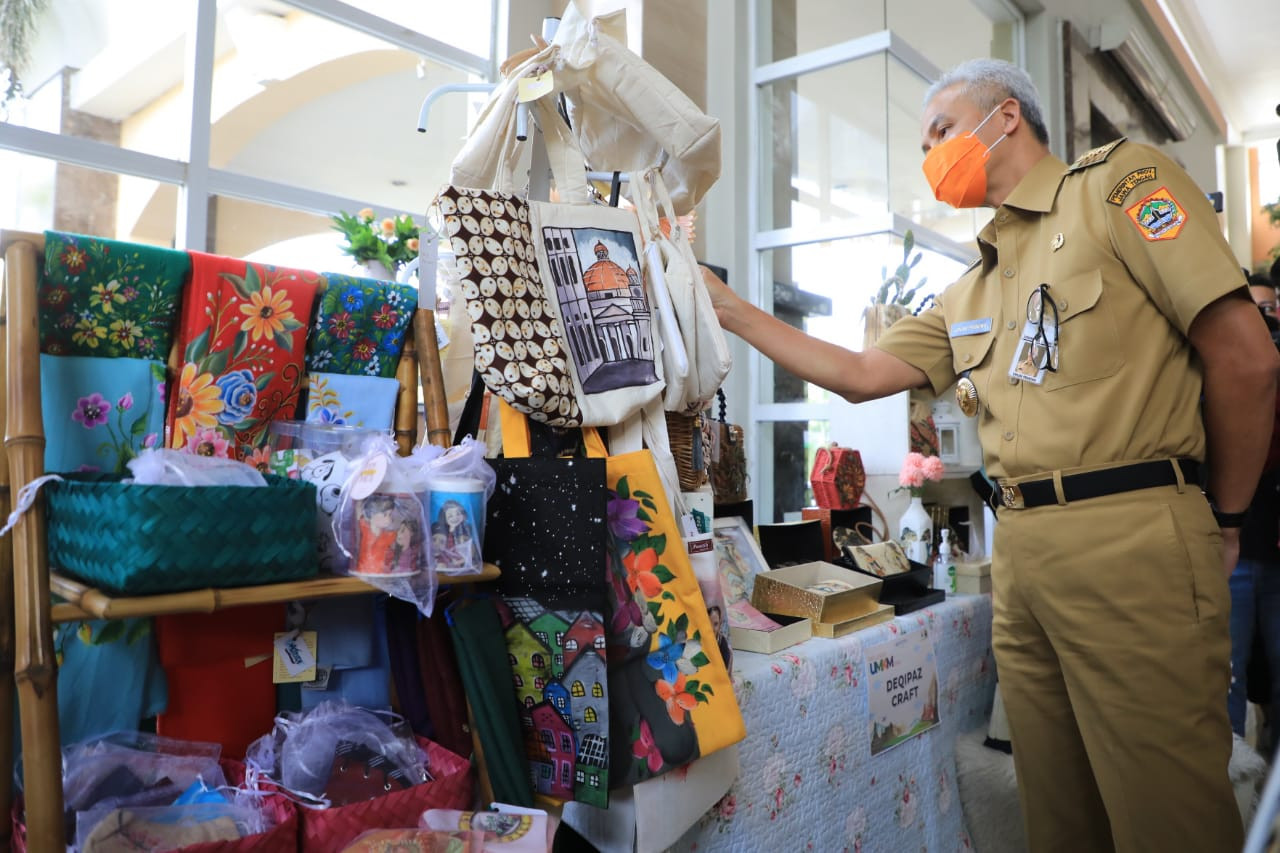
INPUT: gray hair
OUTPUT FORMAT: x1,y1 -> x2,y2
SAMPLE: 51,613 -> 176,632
924,59 -> 1049,145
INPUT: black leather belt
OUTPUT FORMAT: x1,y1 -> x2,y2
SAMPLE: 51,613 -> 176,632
996,459 -> 1199,510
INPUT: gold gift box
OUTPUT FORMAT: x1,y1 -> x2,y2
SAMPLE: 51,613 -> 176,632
751,561 -> 883,624
955,560 -> 992,595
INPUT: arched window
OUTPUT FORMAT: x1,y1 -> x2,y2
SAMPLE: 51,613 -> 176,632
571,680 -> 585,697
584,707 -> 597,723
592,683 -> 603,698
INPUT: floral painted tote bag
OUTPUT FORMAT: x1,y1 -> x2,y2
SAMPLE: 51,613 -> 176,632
166,252 -> 319,462
305,373 -> 399,430
41,354 -> 166,474
40,231 -> 189,360
604,440 -> 745,787
307,274 -> 416,378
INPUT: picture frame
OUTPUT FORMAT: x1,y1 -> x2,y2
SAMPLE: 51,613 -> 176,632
713,516 -> 771,606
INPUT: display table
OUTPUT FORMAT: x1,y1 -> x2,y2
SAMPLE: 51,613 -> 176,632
672,593 -> 995,851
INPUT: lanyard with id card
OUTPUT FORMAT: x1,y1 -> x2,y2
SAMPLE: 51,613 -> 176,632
1008,284 -> 1059,385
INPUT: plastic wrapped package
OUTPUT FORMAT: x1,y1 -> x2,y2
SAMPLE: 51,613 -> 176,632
125,449 -> 266,487
76,799 -> 269,852
421,438 -> 495,577
62,732 -> 226,817
245,701 -> 429,804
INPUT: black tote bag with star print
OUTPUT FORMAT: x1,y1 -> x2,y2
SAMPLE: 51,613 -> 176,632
482,401 -> 611,807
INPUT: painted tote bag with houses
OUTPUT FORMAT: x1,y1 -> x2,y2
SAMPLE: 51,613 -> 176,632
484,403 -> 612,807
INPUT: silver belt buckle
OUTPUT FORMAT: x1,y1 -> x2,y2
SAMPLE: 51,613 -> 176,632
1000,483 -> 1025,509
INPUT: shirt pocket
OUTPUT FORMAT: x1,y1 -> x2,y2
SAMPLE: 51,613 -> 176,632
1043,268 -> 1124,392
950,326 -> 998,411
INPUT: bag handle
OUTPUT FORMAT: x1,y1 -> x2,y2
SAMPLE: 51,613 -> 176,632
498,398 -> 606,460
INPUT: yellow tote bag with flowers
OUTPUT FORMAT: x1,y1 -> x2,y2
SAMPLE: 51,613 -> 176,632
602,424 -> 745,786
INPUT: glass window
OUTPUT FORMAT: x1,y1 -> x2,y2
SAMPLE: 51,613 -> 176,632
8,0 -> 192,160
756,419 -> 829,523
361,0 -> 493,58
758,55 -> 887,232
208,196 -> 336,269
0,150 -> 176,245
755,0 -> 885,65
757,235 -> 968,404
887,0 -> 1016,71
209,6 -> 476,212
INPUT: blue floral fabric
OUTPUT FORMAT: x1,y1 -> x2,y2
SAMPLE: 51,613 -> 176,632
41,354 -> 166,474
305,372 -> 399,430
307,274 -> 416,378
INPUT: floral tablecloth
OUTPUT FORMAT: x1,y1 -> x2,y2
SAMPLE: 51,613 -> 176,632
673,593 -> 995,852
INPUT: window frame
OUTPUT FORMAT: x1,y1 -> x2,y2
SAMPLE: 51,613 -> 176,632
0,0 -> 497,249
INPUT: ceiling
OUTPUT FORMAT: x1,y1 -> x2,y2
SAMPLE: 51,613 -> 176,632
1160,0 -> 1280,141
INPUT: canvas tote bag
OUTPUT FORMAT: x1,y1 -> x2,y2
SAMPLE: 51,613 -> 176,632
630,167 -> 731,414
438,91 -> 664,428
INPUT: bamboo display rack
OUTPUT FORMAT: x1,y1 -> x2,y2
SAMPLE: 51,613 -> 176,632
1,229 -> 489,849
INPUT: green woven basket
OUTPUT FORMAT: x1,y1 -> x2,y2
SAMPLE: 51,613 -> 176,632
45,472 -> 319,595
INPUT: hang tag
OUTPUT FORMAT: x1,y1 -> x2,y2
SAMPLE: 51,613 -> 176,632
517,69 -> 554,103
436,317 -> 450,351
301,665 -> 332,691
349,455 -> 388,501
272,630 -> 318,683
709,424 -> 722,463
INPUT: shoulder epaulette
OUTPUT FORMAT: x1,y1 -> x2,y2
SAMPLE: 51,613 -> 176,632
1067,138 -> 1127,173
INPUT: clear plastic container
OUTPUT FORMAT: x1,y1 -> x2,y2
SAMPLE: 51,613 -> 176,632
267,421 -> 386,467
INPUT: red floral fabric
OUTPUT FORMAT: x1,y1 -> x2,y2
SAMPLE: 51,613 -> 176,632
166,252 -> 319,461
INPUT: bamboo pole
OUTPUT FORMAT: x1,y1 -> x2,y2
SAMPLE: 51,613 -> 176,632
0,235 -> 17,851
3,233 -> 64,849
46,564 -> 501,623
394,321 -> 419,456
413,309 -> 452,449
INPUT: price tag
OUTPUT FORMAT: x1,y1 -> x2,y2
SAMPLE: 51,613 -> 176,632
349,455 -> 388,501
272,630 -> 318,683
517,69 -> 554,102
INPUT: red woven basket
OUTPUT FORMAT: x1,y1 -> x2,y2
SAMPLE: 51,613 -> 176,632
298,737 -> 474,853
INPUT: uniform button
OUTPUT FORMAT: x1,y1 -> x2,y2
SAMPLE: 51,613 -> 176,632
997,212 -> 1008,223
1006,320 -> 1016,330
1008,376 -> 1019,385
1057,299 -> 1068,311
1003,430 -> 1014,440
962,353 -> 973,363
1003,268 -> 1015,278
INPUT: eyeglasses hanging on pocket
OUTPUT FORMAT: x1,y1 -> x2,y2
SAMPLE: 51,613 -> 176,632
1008,284 -> 1059,385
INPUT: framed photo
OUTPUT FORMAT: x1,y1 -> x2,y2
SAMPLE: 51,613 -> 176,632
713,516 -> 771,606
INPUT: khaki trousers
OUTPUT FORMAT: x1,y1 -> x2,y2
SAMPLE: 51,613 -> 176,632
992,481 -> 1242,853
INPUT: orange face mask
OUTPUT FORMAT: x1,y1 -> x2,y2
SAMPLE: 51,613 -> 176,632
921,105 -> 1006,209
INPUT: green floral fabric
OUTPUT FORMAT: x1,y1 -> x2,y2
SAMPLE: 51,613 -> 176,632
41,231 -> 189,360
306,274 -> 417,378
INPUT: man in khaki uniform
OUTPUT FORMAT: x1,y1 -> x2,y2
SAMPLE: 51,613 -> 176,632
705,58 -> 1279,851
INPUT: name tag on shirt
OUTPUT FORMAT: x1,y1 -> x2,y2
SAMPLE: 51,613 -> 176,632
949,318 -> 992,338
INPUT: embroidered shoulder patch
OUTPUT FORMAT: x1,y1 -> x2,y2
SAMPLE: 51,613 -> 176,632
1126,186 -> 1187,241
1068,138 -> 1126,172
1107,167 -> 1157,205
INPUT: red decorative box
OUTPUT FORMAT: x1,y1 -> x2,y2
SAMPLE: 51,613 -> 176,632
810,445 -> 865,510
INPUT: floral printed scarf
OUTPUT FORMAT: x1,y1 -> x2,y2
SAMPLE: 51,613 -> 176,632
307,274 -> 416,378
167,252 -> 319,462
42,354 -> 166,474
41,231 -> 188,360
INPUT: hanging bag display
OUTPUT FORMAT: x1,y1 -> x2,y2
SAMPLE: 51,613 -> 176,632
630,168 -> 731,414
438,81 -> 664,428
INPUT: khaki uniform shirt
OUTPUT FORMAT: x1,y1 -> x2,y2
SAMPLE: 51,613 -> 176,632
877,139 -> 1245,480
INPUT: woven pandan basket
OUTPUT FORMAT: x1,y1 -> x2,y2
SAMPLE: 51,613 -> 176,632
44,472 -> 317,594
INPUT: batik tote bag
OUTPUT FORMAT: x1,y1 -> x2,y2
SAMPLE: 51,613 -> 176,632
439,73 -> 664,428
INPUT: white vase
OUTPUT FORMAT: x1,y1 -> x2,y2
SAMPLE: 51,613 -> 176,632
898,495 -> 933,564
360,259 -> 393,281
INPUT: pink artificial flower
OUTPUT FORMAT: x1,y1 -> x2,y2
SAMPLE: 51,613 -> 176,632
186,426 -> 230,458
898,451 -> 944,489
